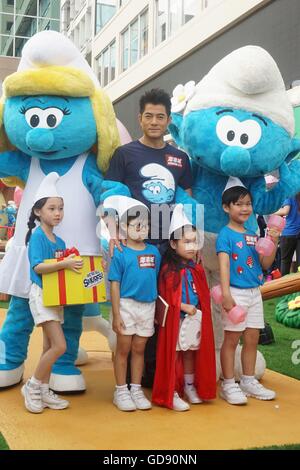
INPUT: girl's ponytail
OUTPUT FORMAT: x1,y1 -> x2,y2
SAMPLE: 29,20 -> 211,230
25,209 -> 38,245
25,197 -> 48,245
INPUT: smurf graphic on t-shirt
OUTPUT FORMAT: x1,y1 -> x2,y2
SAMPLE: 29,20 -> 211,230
140,164 -> 175,203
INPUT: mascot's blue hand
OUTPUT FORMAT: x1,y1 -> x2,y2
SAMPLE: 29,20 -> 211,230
100,180 -> 131,203
175,186 -> 200,227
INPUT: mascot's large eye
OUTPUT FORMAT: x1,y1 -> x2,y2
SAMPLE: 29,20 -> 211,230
24,108 -> 43,128
216,116 -> 240,146
44,108 -> 64,129
216,116 -> 262,149
238,120 -> 262,149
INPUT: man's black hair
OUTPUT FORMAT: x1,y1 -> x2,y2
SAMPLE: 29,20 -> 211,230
139,88 -> 171,116
222,186 -> 252,206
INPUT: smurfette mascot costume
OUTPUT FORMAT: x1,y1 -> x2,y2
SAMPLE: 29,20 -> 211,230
0,30 -> 124,391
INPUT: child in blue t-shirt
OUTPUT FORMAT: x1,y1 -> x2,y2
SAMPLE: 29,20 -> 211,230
22,173 -> 83,414
216,184 -> 281,406
108,205 -> 161,412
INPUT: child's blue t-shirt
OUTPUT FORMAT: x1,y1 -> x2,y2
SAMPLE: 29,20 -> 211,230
108,244 -> 161,302
180,264 -> 199,318
28,226 -> 66,288
216,226 -> 264,288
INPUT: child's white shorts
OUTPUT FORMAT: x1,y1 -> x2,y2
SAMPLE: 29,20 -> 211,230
119,298 -> 155,337
29,283 -> 64,326
223,286 -> 264,332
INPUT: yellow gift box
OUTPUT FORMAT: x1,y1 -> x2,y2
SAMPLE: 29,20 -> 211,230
42,256 -> 106,307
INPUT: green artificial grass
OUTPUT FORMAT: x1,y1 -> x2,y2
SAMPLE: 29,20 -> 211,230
0,433 -> 9,450
248,443 -> 300,450
0,301 -> 9,309
258,299 -> 300,380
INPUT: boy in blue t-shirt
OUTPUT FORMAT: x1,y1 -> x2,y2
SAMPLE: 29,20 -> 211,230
108,205 -> 161,412
216,184 -> 281,406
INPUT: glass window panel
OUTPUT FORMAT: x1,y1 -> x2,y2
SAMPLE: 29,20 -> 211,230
96,54 -> 103,85
0,13 -> 14,36
169,0 -> 181,35
95,1 -> 116,34
0,34 -> 14,56
130,18 -> 138,66
38,17 -> 59,31
15,15 -> 37,37
16,0 -> 38,16
155,0 -> 167,46
121,27 -> 129,72
110,41 -> 116,81
140,9 -> 148,58
183,0 -> 197,23
38,0 -> 60,18
0,0 -> 14,13
103,47 -> 109,86
15,36 -> 29,57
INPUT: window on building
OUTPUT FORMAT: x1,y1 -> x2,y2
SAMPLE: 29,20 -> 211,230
95,0 -> 117,34
15,16 -> 37,37
16,0 -> 38,16
140,8 -> 148,59
121,8 -> 149,72
7,0 -> 14,6
155,0 -> 197,46
96,40 -> 116,86
0,14 -> 14,36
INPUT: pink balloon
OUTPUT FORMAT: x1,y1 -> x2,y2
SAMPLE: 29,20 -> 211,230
14,186 -> 23,208
116,119 -> 132,144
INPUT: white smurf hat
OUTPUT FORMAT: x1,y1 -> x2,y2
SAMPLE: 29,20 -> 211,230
185,46 -> 294,136
222,176 -> 246,194
287,82 -> 300,107
33,172 -> 61,204
169,204 -> 193,238
103,195 -> 149,221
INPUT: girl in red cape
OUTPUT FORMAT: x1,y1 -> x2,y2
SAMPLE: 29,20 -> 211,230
152,209 -> 216,411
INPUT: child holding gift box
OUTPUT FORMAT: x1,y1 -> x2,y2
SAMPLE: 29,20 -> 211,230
22,172 -> 83,414
106,196 -> 161,412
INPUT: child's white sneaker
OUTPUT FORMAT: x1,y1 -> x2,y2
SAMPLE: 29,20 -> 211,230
130,388 -> 152,410
240,378 -> 276,400
21,380 -> 43,414
113,388 -> 136,411
41,389 -> 69,410
220,382 -> 248,405
184,385 -> 203,404
173,392 -> 190,411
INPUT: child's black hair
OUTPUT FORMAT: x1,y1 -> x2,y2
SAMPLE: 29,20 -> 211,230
162,225 -> 197,283
25,198 -> 49,245
139,88 -> 171,117
222,186 -> 252,206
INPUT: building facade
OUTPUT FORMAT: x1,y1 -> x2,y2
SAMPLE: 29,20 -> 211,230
61,0 -> 300,139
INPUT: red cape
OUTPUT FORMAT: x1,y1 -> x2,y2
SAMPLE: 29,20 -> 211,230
152,262 -> 216,408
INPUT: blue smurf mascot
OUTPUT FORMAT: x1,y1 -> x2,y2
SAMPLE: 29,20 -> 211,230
0,30 -> 124,391
169,46 -> 300,378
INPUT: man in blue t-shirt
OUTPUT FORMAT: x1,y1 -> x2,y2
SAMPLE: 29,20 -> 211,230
275,194 -> 300,275
104,88 -> 193,255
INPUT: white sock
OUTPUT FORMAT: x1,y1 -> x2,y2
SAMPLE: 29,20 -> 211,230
40,383 -> 49,393
130,383 -> 141,392
241,375 -> 255,384
116,384 -> 128,392
29,376 -> 41,387
184,374 -> 194,388
223,378 -> 235,386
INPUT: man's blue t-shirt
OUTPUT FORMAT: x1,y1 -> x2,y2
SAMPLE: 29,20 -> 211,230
28,226 -> 66,288
216,226 -> 264,288
108,244 -> 161,302
105,140 -> 192,241
281,198 -> 300,236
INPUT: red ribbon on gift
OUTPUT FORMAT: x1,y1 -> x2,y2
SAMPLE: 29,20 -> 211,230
57,247 -> 80,305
